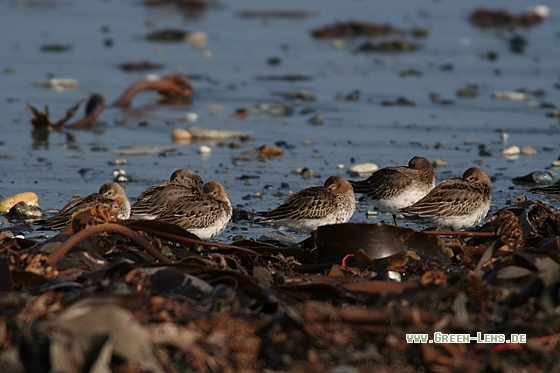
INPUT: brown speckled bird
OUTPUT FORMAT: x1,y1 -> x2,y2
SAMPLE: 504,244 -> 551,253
44,182 -> 130,231
260,175 -> 356,234
155,181 -> 232,240
350,156 -> 435,224
402,167 -> 492,230
131,168 -> 203,218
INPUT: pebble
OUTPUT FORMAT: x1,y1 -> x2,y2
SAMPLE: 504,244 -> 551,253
206,104 -> 223,115
520,146 -> 537,155
108,159 -> 127,166
9,201 -> 42,219
502,145 -> 521,156
492,91 -> 527,101
172,128 -> 192,144
185,112 -> 199,122
551,160 -> 560,168
0,192 -> 39,213
431,159 -> 448,168
198,145 -> 212,155
348,163 -> 379,176
35,78 -> 78,91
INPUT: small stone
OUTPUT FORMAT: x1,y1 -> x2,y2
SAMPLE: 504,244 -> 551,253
337,164 -> 345,169
520,146 -> 537,155
206,104 -> 223,115
9,201 -> 42,219
348,163 -> 379,176
308,114 -> 324,125
302,169 -> 316,180
172,128 -> 192,144
185,112 -> 199,122
431,159 -> 448,168
303,140 -> 312,146
0,192 -> 39,213
198,145 -> 212,155
502,145 -> 521,156
108,159 -> 127,166
551,160 -> 560,168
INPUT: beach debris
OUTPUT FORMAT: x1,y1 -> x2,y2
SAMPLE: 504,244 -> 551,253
310,21 -> 428,39
205,104 -> 223,115
113,169 -> 134,182
35,78 -> 78,91
113,74 -> 193,107
381,96 -> 416,106
8,201 -> 42,219
521,145 -> 537,155
27,94 -> 106,131
502,145 -> 521,156
492,91 -> 527,100
272,89 -> 316,101
146,28 -> 189,42
255,74 -> 313,81
512,171 -> 555,186
172,128 -> 193,144
118,60 -> 164,72
238,10 -> 317,19
113,146 -> 175,156
0,192 -> 39,213
191,127 -> 250,140
40,43 -> 73,52
27,100 -> 83,129
431,159 -> 448,168
456,84 -> 479,98
469,6 -> 550,29
198,145 -> 212,155
234,145 -> 283,162
348,163 -> 379,177
354,38 -> 420,53
247,102 -> 293,116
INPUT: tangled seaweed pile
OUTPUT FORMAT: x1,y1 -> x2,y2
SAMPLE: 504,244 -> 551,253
1,194 -> 560,372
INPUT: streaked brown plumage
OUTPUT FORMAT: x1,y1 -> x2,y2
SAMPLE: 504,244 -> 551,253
44,182 -> 130,231
261,175 -> 356,234
131,168 -> 203,218
155,181 -> 232,240
402,167 -> 492,230
350,156 -> 435,223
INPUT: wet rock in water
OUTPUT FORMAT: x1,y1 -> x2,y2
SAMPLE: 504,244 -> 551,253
512,171 -> 555,186
274,90 -> 316,101
198,145 -> 212,155
456,84 -> 479,98
492,91 -> 527,100
302,168 -> 317,180
40,43 -> 73,52
468,7 -> 549,29
348,163 -> 379,177
0,192 -> 39,213
381,97 -> 416,106
118,61 -> 164,72
188,127 -> 250,140
308,114 -> 324,125
431,159 -> 448,168
478,144 -> 492,157
509,34 -> 527,54
521,146 -> 537,156
336,89 -> 360,101
108,159 -> 127,166
8,201 -> 42,219
355,38 -> 420,53
113,169 -> 134,182
248,102 -> 293,116
551,160 -> 560,168
502,145 -> 521,156
258,231 -> 297,245
146,28 -> 189,42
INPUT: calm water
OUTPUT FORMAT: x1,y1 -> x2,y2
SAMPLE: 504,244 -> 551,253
1,0 -> 560,241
